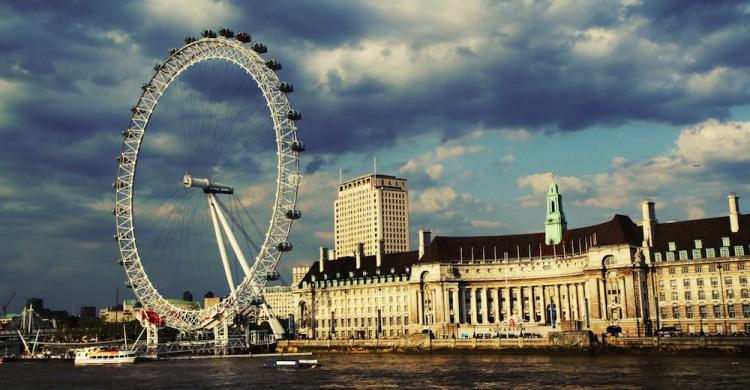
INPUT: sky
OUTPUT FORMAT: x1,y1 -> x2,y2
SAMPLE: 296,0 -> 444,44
1,0 -> 749,314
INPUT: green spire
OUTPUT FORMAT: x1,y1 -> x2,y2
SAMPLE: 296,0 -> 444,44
544,174 -> 567,245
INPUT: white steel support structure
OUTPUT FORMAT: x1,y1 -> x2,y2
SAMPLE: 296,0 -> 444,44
114,33 -> 303,333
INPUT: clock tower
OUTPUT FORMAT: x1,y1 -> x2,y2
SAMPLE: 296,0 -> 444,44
544,175 -> 567,245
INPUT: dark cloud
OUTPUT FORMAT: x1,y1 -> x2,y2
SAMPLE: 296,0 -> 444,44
1,0 -> 750,311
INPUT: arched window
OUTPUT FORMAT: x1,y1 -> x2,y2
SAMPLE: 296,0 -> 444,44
551,201 -> 556,213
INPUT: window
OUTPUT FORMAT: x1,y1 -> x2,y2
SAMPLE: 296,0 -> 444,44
669,267 -> 676,275
741,276 -> 748,285
659,292 -> 666,302
671,292 -> 678,301
660,307 -> 668,318
728,305 -> 736,318
679,250 -> 688,260
735,246 -> 745,257
709,264 -> 717,272
698,290 -> 706,300
666,252 -> 675,261
669,242 -> 677,251
739,262 -> 746,271
743,304 -> 750,318
727,289 -> 735,299
706,248 -> 716,259
683,279 -> 691,288
722,237 -> 731,247
725,277 -> 733,286
699,305 -> 707,319
697,278 -> 704,287
655,252 -> 662,262
713,305 -> 722,318
711,277 -> 719,287
684,291 -> 692,300
670,280 -> 677,288
672,306 -> 680,319
658,280 -> 665,288
657,268 -> 663,275
682,266 -> 689,274
742,289 -> 749,299
686,306 -> 694,319
695,265 -> 703,273
712,290 -> 720,299
692,249 -> 702,260
720,247 -> 730,257
695,240 -> 703,249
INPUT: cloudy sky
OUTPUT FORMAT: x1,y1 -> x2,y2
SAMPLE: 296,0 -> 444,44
1,0 -> 749,313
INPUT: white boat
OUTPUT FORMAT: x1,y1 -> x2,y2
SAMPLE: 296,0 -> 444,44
74,347 -> 136,365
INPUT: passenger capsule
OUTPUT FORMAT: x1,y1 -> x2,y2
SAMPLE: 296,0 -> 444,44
153,63 -> 162,72
184,36 -> 197,44
168,48 -> 178,55
235,32 -> 251,43
218,27 -> 234,38
201,29 -> 217,38
285,209 -> 302,219
278,82 -> 294,93
276,242 -> 293,252
290,141 -> 305,152
266,271 -> 281,281
265,59 -> 281,70
286,110 -> 302,121
250,296 -> 264,306
251,42 -> 267,53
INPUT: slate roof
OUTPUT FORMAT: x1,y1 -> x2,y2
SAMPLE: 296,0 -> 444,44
298,250 -> 419,287
650,214 -> 750,253
419,214 -> 642,263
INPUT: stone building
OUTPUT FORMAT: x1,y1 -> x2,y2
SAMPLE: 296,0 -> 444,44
334,173 -> 410,257
292,178 -> 750,339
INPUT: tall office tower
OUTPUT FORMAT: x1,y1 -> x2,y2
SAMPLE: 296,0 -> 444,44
334,174 -> 410,257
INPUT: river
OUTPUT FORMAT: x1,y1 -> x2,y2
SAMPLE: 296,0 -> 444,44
2,352 -> 749,389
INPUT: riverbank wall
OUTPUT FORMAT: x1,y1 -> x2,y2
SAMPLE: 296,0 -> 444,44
276,331 -> 594,353
276,332 -> 750,353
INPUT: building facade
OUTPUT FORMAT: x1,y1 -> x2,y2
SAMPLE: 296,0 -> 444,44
292,179 -> 750,339
334,174 -> 410,257
263,286 -> 294,320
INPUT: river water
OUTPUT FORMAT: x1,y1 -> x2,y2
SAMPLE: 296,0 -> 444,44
2,352 -> 750,389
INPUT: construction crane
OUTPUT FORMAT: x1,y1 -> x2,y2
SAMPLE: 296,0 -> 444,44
2,291 -> 17,316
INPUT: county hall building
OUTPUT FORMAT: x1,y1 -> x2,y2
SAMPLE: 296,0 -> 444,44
289,174 -> 750,339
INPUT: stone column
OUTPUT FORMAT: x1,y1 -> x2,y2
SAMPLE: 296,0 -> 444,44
451,288 -> 459,324
481,288 -> 489,324
624,275 -> 636,319
494,288 -> 501,323
504,287 -> 511,322
619,278 -> 629,319
586,278 -> 601,320
459,287 -> 467,324
409,286 -> 420,325
529,286 -> 536,323
598,278 -> 608,320
540,285 -> 547,324
470,288 -> 478,324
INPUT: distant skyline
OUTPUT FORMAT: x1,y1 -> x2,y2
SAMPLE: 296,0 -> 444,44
1,0 -> 749,313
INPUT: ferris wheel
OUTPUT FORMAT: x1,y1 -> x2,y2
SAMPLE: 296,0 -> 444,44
113,28 -> 304,332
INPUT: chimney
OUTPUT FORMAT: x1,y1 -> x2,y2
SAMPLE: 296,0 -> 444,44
376,239 -> 385,268
319,247 -> 328,273
418,229 -> 432,259
641,199 -> 656,247
729,193 -> 740,233
355,243 -> 364,269
328,248 -> 336,260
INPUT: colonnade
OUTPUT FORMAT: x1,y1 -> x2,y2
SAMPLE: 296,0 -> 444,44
417,281 -> 599,327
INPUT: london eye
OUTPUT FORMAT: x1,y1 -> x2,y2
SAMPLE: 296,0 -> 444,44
113,28 -> 304,333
